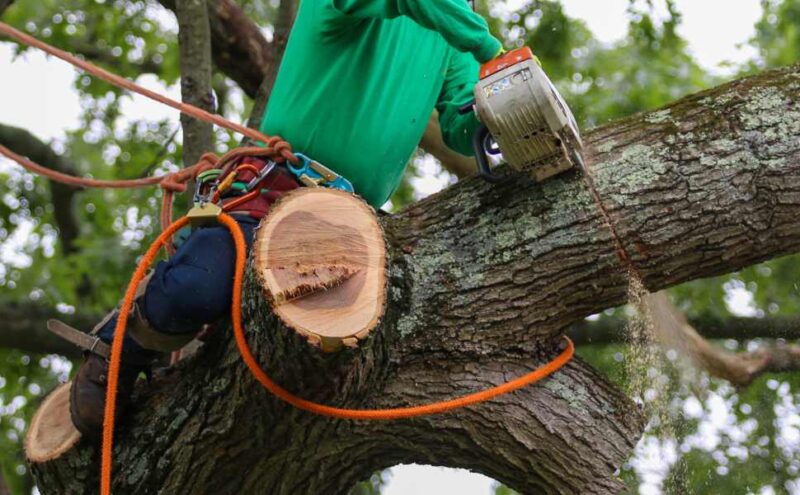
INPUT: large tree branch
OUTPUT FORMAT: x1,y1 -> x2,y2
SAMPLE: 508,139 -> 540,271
29,66 -> 800,494
392,64 -> 800,358
158,0 -> 273,98
569,312 -> 800,345
0,301 -> 96,358
359,348 -> 643,494
7,297 -> 800,358
648,291 -> 800,387
0,124 -> 81,253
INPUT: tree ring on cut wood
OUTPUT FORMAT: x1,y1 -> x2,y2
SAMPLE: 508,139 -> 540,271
25,381 -> 81,463
253,188 -> 387,351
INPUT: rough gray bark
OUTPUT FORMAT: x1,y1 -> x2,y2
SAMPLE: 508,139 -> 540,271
176,0 -> 214,167
6,297 -> 800,358
7,300 -> 800,359
30,66 -> 800,494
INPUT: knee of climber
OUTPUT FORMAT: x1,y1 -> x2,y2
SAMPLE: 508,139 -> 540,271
142,226 -> 237,334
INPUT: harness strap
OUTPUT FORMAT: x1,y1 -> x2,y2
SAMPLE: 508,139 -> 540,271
208,153 -> 354,219
46,319 -> 111,359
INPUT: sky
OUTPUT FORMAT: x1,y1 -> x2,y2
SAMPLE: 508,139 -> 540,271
0,1 -> 770,494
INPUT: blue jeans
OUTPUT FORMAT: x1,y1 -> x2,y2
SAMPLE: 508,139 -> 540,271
98,215 -> 259,358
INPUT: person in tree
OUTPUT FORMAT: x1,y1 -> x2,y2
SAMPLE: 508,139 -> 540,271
67,0 -> 512,438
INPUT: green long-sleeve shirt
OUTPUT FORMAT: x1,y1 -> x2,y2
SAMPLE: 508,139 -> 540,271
259,0 -> 502,208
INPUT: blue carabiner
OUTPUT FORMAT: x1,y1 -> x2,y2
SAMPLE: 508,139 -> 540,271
288,153 -> 354,193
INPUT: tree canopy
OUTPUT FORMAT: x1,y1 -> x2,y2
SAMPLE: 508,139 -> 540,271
0,0 -> 799,493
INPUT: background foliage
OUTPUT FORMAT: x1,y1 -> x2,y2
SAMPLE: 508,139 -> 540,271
0,0 -> 799,493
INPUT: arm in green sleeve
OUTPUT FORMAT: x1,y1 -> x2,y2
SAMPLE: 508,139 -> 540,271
326,0 -> 501,62
436,48 -> 480,156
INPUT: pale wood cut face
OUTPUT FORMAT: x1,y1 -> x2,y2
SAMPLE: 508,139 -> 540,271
25,382 -> 81,462
254,189 -> 386,344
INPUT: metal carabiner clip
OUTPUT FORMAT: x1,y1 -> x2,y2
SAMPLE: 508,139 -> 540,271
287,153 -> 354,193
245,159 -> 277,191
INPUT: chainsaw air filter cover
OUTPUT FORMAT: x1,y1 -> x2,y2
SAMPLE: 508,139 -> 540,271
474,47 -> 583,182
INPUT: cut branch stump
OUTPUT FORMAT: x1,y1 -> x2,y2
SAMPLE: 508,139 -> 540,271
26,382 -> 80,463
253,187 -> 386,351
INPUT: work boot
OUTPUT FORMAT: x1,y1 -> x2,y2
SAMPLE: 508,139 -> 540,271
69,352 -> 146,441
66,281 -> 158,441
63,273 -> 193,439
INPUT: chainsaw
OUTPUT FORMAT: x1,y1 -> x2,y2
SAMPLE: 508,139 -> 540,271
461,47 -> 586,183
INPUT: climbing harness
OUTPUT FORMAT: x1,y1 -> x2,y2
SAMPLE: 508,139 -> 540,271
0,22 -> 576,495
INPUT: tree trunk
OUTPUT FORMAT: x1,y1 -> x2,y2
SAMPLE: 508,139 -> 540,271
176,0 -> 214,167
158,0 -> 273,99
29,65 -> 800,494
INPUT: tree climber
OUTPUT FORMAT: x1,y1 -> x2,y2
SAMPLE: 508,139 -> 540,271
65,0 -> 525,438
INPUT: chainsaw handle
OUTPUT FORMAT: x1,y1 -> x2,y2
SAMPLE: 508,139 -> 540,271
473,124 -> 505,183
459,100 -> 476,115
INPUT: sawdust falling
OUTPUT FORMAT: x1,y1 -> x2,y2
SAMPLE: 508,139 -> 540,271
623,273 -> 659,406
579,156 -> 688,490
623,272 -> 688,493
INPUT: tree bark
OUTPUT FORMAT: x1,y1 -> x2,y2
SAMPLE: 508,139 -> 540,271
176,0 -> 214,167
29,65 -> 800,494
7,297 -> 800,359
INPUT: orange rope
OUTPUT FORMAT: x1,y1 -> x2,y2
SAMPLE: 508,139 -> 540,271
0,144 -> 165,189
0,22 -> 295,159
101,215 -> 190,495
0,143 -> 292,258
101,212 -> 573,494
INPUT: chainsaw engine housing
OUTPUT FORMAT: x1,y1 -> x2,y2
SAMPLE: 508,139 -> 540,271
474,47 -> 583,182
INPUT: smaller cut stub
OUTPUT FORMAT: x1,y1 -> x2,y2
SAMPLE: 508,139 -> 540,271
25,381 -> 81,463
